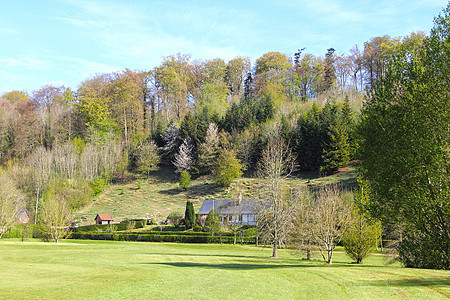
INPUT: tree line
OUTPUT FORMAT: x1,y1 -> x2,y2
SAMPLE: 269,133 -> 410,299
0,5 -> 447,271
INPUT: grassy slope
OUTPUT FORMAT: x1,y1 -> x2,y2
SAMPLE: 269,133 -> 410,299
0,239 -> 448,299
74,166 -> 358,226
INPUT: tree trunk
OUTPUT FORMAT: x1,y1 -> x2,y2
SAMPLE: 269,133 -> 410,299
327,248 -> 333,264
272,243 -> 278,258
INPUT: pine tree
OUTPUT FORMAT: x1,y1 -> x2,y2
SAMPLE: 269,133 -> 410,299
320,120 -> 350,174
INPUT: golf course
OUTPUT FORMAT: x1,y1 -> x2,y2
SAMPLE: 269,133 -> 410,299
1,239 -> 448,299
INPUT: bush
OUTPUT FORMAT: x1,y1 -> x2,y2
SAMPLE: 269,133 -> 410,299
179,171 -> 191,190
343,211 -> 382,264
167,212 -> 184,227
69,231 -> 256,244
204,209 -> 220,235
89,178 -> 107,196
193,226 -> 203,232
398,230 -> 449,270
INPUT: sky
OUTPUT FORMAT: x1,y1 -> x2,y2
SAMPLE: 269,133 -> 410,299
0,0 -> 446,94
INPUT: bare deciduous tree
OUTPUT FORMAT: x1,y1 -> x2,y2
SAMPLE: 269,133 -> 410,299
0,172 -> 25,238
297,184 -> 353,264
257,135 -> 297,258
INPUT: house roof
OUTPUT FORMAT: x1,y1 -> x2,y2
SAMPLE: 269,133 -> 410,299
198,199 -> 259,215
95,214 -> 114,221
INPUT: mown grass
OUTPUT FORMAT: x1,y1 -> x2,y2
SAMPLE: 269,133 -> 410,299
0,239 -> 448,299
75,166 -> 357,226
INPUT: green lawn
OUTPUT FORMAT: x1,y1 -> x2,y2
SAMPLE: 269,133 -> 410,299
1,239 -> 448,299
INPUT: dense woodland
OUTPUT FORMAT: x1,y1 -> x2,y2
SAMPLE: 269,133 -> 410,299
0,4 -> 448,270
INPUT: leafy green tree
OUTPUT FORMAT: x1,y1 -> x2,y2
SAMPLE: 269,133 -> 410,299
136,140 -> 160,178
204,209 -> 220,235
358,4 -> 450,269
178,171 -> 191,190
212,148 -> 244,187
184,200 -> 195,229
343,179 -> 382,264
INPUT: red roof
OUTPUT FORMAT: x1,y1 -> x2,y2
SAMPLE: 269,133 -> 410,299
95,214 -> 114,221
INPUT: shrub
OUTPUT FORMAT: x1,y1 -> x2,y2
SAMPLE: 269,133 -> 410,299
89,178 -> 107,196
193,226 -> 203,232
167,212 -> 184,227
204,209 -> 220,235
179,171 -> 191,190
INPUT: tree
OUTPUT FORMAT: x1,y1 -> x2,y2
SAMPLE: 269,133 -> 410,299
343,179 -> 382,264
179,171 -> 191,190
299,184 -> 353,264
197,122 -> 219,174
358,4 -> 449,269
323,48 -> 336,91
0,172 -> 25,238
173,137 -> 195,173
39,184 -> 71,243
204,209 -> 220,235
212,148 -> 244,187
257,136 -> 297,258
320,119 -> 350,174
136,140 -> 160,178
184,201 -> 195,229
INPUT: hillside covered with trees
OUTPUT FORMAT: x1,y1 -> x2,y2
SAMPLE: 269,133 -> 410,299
0,3 -> 448,270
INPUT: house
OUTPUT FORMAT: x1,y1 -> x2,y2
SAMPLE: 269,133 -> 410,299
198,199 -> 259,225
94,214 -> 114,225
17,209 -> 30,224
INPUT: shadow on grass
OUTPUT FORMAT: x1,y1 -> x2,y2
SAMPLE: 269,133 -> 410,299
186,182 -> 223,198
365,278 -> 450,288
146,261 -> 313,270
158,188 -> 182,195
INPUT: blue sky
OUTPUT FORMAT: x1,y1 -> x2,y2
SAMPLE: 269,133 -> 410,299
0,0 -> 446,94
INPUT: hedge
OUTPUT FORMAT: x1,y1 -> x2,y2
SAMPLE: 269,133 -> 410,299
69,232 -> 256,244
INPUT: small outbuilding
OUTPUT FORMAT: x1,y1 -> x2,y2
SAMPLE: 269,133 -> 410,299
94,214 -> 114,225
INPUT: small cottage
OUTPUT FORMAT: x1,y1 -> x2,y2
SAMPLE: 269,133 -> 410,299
94,214 -> 114,225
198,199 -> 259,225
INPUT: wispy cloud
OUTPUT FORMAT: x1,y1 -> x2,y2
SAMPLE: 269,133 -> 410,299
0,57 -> 47,70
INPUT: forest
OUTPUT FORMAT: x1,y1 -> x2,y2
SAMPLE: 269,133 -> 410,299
0,3 -> 448,270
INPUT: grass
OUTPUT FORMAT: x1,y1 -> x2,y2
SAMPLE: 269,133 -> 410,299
74,166 -> 358,226
0,239 -> 448,299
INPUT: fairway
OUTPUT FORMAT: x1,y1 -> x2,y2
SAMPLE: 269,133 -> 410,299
1,240 -> 448,299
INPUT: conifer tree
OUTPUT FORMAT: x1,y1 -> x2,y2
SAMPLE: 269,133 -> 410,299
184,200 -> 195,229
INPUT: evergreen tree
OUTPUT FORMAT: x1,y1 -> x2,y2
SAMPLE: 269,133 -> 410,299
320,120 -> 350,174
184,200 -> 195,229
